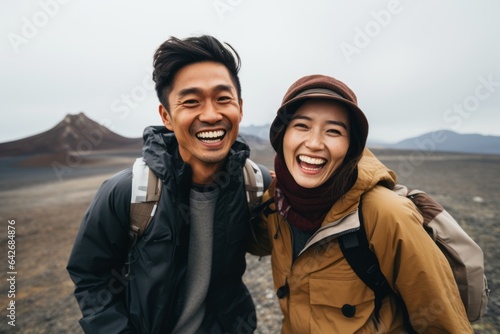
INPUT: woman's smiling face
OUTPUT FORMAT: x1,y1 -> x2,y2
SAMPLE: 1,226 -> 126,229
283,99 -> 350,189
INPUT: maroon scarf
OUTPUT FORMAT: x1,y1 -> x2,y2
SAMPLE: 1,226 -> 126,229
274,155 -> 336,232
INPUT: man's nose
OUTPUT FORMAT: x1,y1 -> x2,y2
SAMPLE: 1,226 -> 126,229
199,101 -> 223,123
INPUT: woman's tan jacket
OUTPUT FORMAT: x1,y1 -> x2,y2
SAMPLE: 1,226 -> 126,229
249,149 -> 472,333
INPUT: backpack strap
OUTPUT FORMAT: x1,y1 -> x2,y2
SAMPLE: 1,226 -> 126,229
129,158 -> 161,245
338,200 -> 391,322
243,158 -> 264,208
339,199 -> 416,333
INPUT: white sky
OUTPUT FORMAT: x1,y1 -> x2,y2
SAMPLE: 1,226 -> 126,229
1,0 -> 499,144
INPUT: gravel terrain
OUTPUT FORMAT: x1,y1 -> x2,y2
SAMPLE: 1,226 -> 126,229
0,148 -> 498,333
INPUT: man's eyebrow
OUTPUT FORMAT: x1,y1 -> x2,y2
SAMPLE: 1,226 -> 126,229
213,84 -> 234,93
291,114 -> 348,129
177,84 -> 235,98
177,87 -> 201,98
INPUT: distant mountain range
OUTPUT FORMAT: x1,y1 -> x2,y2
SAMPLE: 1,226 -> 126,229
1,113 -> 498,157
240,124 -> 500,155
385,130 -> 500,155
0,113 -> 267,158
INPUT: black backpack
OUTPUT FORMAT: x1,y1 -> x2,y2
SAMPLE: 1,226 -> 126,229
339,185 -> 488,332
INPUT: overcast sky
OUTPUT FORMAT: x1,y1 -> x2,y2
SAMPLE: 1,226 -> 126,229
1,0 -> 499,144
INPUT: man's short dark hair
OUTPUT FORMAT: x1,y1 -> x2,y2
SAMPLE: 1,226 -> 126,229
152,35 -> 242,111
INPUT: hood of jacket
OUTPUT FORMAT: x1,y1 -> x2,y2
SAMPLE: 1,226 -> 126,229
141,125 -> 251,187
322,148 -> 397,223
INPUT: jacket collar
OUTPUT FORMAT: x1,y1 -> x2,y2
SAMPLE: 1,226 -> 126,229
297,149 -> 396,254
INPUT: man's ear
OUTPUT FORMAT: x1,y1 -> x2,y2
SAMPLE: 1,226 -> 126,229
158,104 -> 173,130
238,99 -> 243,123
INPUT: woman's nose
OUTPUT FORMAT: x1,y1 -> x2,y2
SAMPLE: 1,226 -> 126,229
304,132 -> 324,150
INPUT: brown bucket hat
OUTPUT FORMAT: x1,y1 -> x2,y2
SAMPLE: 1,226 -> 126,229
270,74 -> 369,154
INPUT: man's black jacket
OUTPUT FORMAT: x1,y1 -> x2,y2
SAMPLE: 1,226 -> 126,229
67,126 -> 257,333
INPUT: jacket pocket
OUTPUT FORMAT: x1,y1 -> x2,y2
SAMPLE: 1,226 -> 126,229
152,232 -> 172,243
140,231 -> 174,264
309,276 -> 375,333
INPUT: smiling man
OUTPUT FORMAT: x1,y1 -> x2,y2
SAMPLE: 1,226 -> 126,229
159,61 -> 243,183
67,35 -> 262,334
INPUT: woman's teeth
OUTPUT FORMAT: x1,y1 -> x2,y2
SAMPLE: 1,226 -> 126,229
298,155 -> 326,165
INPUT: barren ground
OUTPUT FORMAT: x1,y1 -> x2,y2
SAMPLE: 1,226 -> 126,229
0,148 -> 498,333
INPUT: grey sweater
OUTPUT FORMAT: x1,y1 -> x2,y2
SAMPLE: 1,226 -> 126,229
172,187 -> 219,334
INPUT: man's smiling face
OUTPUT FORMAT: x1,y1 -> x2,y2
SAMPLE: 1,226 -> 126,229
159,61 -> 243,172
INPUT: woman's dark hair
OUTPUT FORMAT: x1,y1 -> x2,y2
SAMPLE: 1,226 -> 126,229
152,35 -> 242,111
329,110 -> 364,201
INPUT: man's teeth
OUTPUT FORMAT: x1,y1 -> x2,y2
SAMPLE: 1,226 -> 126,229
197,130 -> 225,141
298,155 -> 326,165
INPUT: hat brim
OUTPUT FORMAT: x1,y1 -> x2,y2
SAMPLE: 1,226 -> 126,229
270,89 -> 369,150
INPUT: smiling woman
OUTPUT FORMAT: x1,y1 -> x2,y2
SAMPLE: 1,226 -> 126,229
249,74 -> 474,333
282,99 -> 350,189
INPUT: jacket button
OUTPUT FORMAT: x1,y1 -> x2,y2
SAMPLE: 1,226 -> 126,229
341,304 -> 356,318
276,285 -> 289,299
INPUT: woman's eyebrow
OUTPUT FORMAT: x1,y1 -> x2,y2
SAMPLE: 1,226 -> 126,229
291,115 -> 348,129
290,114 -> 311,121
325,120 -> 348,129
